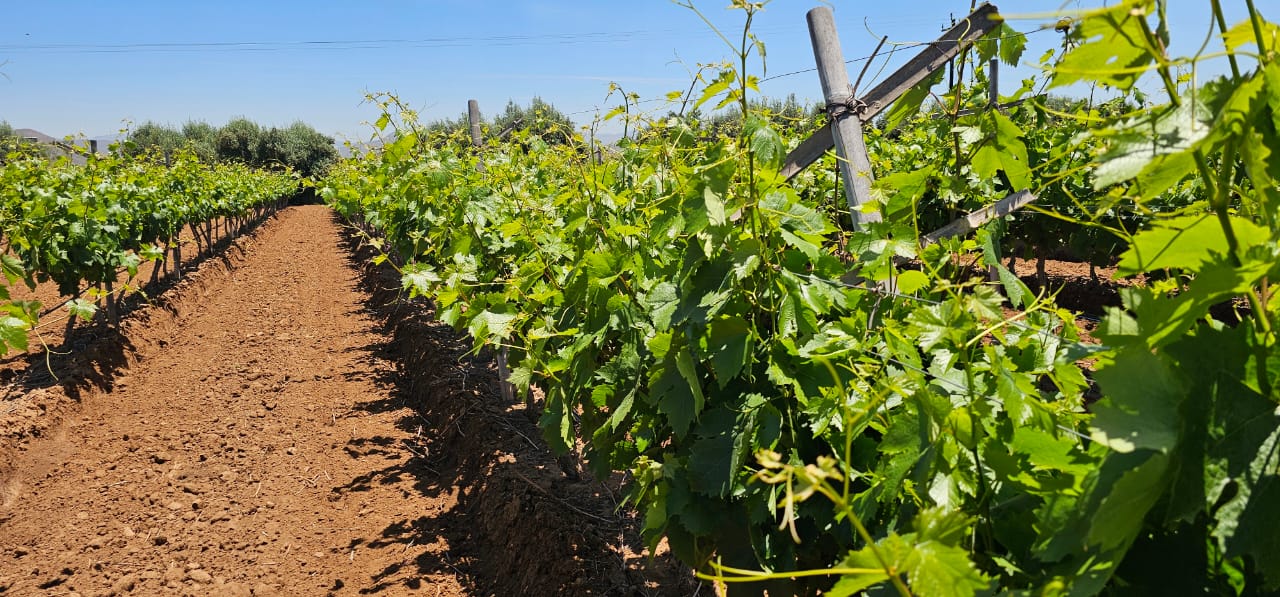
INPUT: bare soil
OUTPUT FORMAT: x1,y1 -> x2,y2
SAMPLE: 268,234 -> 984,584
0,206 -> 695,596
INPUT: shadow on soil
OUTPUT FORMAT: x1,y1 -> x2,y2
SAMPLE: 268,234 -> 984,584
3,211 -> 280,395
0,210 -> 285,454
332,213 -> 698,596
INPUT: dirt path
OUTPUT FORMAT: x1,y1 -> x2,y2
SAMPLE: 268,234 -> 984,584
0,205 -> 691,596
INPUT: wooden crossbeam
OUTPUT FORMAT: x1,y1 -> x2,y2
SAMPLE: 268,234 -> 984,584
781,3 -> 1003,180
921,189 -> 1038,246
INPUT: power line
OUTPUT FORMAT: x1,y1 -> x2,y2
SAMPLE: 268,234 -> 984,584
0,26 -> 803,55
559,27 -> 1049,121
760,28 -> 1051,84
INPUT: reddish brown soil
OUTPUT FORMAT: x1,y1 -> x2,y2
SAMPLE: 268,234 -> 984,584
0,206 -> 694,596
1007,257 -> 1129,319
2,214 -> 256,403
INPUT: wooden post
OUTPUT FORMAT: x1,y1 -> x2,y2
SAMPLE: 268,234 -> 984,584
989,59 -> 999,107
466,99 -> 511,400
495,349 -> 515,403
469,100 -> 487,174
467,100 -> 483,147
104,280 -> 119,327
172,240 -> 182,281
807,7 -> 880,229
780,3 -> 1002,181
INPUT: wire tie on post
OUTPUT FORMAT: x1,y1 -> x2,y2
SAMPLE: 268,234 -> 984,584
825,94 -> 867,121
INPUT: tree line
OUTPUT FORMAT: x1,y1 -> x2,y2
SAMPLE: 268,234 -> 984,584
1,118 -> 339,178
126,118 -> 339,177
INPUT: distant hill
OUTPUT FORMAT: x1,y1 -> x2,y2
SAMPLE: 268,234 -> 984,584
8,128 -> 117,164
13,128 -> 57,144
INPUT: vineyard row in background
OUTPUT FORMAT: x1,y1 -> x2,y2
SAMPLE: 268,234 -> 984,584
1,148 -> 299,354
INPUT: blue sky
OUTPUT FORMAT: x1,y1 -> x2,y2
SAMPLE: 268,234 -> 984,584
0,1 -> 1254,142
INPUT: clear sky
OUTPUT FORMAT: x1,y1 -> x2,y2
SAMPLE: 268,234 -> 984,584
0,1 -> 1254,143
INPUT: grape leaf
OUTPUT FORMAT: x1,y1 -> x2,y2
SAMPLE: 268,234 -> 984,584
1051,0 -> 1159,91
1091,348 -> 1184,453
1092,102 -> 1212,191
0,316 -> 29,354
745,117 -> 785,171
698,316 -> 752,388
67,299 -> 98,322
1116,214 -> 1269,276
468,309 -> 517,341
971,111 -> 1030,191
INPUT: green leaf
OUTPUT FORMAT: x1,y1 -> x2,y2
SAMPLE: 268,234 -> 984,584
1051,1 -> 1159,91
971,111 -> 1030,191
608,387 -> 636,432
913,508 -> 974,545
906,302 -> 963,353
468,309 -> 517,341
991,356 -> 1038,425
981,230 -> 1031,308
1127,257 -> 1273,348
67,299 -> 97,322
642,282 -> 679,330
779,228 -> 821,261
698,316 -> 752,388
826,571 -> 891,597
1116,214 -> 1269,276
1160,325 -> 1280,589
1092,102 -> 1212,191
140,244 -> 165,262
603,105 -> 627,121
0,316 -> 30,354
674,346 -> 705,417
0,254 -> 24,285
843,533 -> 988,597
876,168 -> 933,220
687,420 -> 737,497
401,264 -> 440,297
745,117 -> 785,171
695,71 -> 733,110
896,270 -> 930,294
538,393 -> 575,453
652,360 -> 697,438
1011,426 -> 1091,475
834,509 -> 989,597
703,186 -> 726,228
905,538 -> 990,597
507,364 -> 533,389
885,69 -> 944,132
1087,453 -> 1170,549
730,239 -> 762,280
1210,402 -> 1280,589
997,23 -> 1027,66
1091,348 -> 1184,453
119,251 -> 142,278
1222,18 -> 1280,53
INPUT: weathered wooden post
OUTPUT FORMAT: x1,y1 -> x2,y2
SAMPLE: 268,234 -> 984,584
467,99 -> 515,402
806,7 -> 881,229
989,59 -> 1000,107
467,99 -> 483,147
171,238 -> 182,281
104,280 -> 119,327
